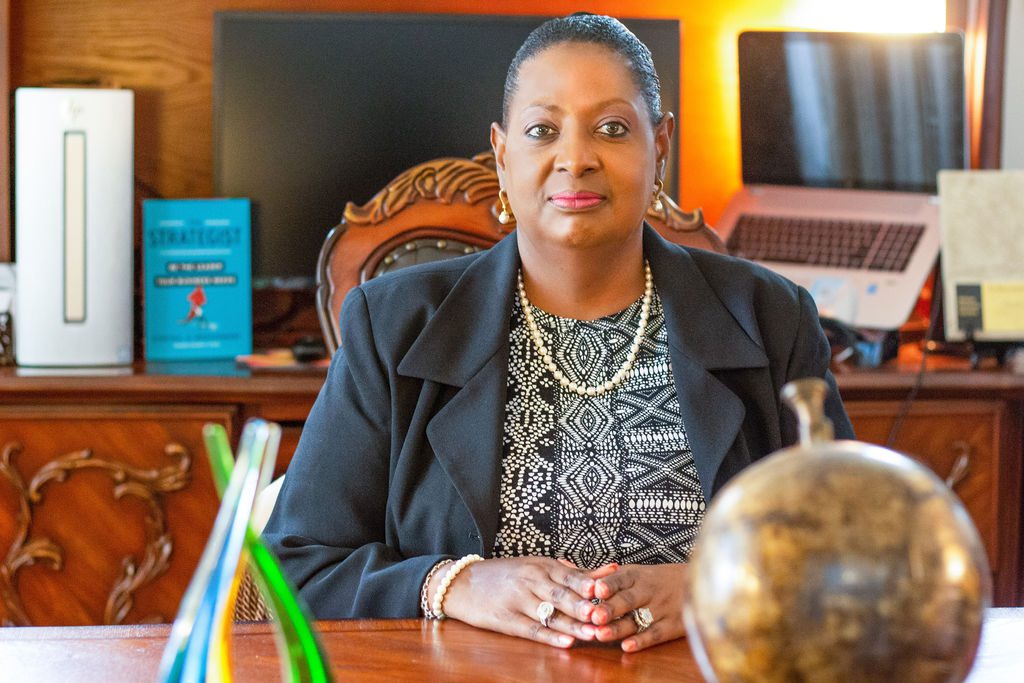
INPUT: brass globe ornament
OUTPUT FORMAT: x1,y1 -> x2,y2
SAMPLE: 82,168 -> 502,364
684,378 -> 991,682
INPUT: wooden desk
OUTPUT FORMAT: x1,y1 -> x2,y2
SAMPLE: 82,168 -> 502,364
1,364 -> 1022,626
0,610 -> 1021,681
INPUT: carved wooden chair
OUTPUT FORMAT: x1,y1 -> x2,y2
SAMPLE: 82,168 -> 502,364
316,150 -> 725,353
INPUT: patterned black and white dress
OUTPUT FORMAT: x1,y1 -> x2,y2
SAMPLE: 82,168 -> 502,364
492,287 -> 706,568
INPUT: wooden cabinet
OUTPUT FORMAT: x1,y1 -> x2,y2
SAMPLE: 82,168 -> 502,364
839,372 -> 1024,607
0,366 -> 323,626
0,405 -> 230,625
845,399 -> 1017,604
0,365 -> 1021,625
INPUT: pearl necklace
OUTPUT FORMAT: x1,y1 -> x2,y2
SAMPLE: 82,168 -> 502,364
516,262 -> 653,397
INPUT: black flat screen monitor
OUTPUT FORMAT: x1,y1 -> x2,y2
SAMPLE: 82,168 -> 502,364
738,31 -> 965,194
214,13 -> 681,287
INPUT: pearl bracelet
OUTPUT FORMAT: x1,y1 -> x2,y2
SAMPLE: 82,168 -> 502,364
420,559 -> 454,619
430,554 -> 484,620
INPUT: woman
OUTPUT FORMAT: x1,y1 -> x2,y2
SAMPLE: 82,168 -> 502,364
264,13 -> 853,653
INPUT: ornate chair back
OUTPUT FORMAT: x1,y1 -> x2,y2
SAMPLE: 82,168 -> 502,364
316,151 -> 725,353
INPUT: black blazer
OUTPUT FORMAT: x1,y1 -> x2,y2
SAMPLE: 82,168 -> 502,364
263,226 -> 854,618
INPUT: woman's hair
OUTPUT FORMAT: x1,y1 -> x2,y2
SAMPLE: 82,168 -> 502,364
502,13 -> 664,127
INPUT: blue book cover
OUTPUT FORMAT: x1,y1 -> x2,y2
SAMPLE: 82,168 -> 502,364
143,198 -> 253,361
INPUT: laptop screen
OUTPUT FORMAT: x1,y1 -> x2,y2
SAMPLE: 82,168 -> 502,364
738,31 -> 966,194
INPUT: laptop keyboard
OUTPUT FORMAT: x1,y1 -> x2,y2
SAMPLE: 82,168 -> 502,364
727,214 -> 926,272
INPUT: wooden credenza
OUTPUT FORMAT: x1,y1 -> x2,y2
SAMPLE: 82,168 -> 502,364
836,370 -> 1023,609
1,364 -> 1021,626
0,363 -> 323,627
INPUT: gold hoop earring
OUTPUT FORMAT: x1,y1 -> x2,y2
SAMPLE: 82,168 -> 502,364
651,178 -> 665,213
498,188 -> 515,225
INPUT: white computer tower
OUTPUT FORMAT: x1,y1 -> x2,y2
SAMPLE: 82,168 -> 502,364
14,87 -> 134,366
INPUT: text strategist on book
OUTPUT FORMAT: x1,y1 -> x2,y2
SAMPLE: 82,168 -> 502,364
263,13 -> 853,652
142,197 -> 253,361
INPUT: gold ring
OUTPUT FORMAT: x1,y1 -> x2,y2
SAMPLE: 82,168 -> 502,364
632,606 -> 653,633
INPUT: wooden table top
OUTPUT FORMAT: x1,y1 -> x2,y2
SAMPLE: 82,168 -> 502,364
1,609 -> 1021,682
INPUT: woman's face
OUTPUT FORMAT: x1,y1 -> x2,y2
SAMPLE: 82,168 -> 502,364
492,42 -> 673,253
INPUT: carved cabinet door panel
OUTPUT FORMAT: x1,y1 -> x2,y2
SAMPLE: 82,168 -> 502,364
0,405 -> 233,626
845,399 -> 1013,604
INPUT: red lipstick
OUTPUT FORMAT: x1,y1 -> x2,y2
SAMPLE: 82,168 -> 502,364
550,191 -> 604,210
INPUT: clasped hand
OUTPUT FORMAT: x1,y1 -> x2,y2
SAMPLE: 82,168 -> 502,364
440,557 -> 687,652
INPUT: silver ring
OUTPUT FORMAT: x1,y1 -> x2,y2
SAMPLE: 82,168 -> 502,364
632,606 -> 653,633
537,601 -> 555,628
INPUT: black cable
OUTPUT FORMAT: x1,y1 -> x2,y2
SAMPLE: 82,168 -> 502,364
885,277 -> 942,448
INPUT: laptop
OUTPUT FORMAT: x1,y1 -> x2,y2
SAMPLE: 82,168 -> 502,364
715,31 -> 966,330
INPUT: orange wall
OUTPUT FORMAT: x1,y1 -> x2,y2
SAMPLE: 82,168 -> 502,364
12,0 -> 918,225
